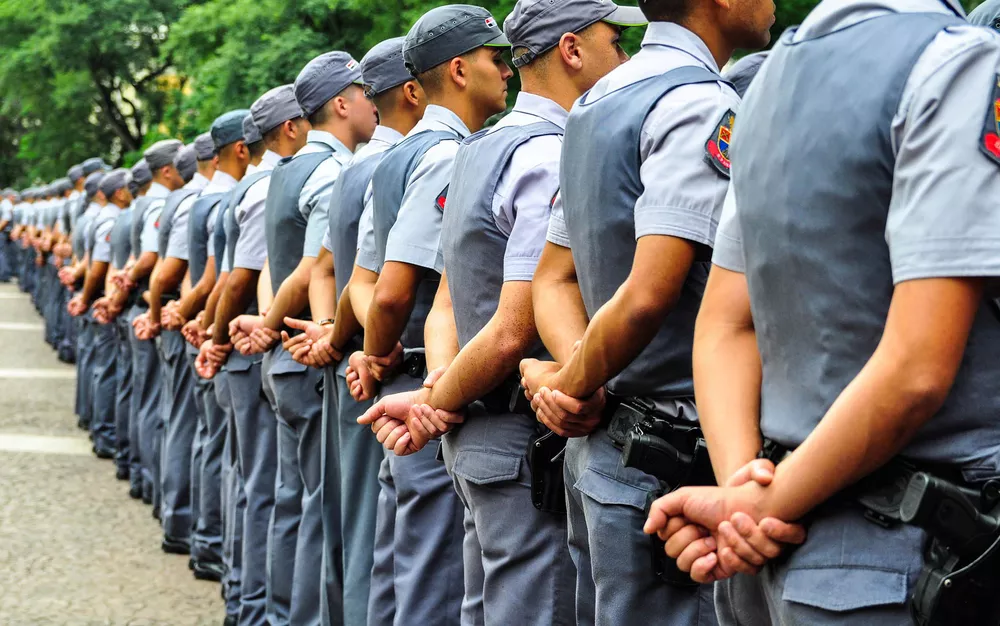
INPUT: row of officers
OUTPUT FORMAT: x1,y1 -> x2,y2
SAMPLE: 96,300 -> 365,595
4,0 -> 1000,623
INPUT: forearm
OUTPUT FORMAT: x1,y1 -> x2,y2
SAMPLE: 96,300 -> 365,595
694,323 -> 763,483
532,244 -> 590,364
80,263 -> 108,305
214,269 -> 257,344
330,288 -> 361,351
264,268 -> 310,330
177,267 -> 216,320
423,299 -> 458,375
128,252 -> 157,283
257,260 -> 273,312
309,250 -> 337,321
150,258 -> 187,323
203,272 -> 228,330
364,297 -> 413,357
428,321 -> 529,412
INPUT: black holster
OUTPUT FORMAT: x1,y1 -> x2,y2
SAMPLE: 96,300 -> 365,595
527,427 -> 567,514
607,396 -> 715,588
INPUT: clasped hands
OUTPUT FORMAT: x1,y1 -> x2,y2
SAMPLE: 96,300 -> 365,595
355,364 -> 464,456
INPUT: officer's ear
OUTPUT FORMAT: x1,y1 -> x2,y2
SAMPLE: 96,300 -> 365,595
449,55 -> 469,90
402,80 -> 424,107
557,32 -> 584,71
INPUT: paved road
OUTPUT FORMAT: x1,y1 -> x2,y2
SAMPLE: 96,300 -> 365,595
0,283 -> 220,625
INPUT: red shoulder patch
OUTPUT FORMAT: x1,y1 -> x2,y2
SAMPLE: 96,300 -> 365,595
705,109 -> 735,178
436,185 -> 449,211
980,75 -> 1000,165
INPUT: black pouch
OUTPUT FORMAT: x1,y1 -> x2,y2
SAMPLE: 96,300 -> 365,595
645,487 -> 699,588
528,429 -> 568,514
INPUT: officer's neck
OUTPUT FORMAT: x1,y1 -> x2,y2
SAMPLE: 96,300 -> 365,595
111,198 -> 129,209
309,119 -> 361,153
427,95 -> 487,133
519,72 -> 577,113
217,157 -> 246,182
675,17 -> 734,70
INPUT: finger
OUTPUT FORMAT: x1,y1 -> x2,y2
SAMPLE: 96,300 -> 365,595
664,524 -> 710,559
383,424 -> 408,451
392,431 -> 413,457
758,516 -> 807,546
675,535 -> 717,573
718,520 -> 767,566
357,403 -> 385,425
689,552 -> 721,584
283,316 -> 307,331
717,544 -> 761,577
375,421 -> 404,445
644,492 -> 689,534
660,515 -> 694,542
727,458 -> 775,488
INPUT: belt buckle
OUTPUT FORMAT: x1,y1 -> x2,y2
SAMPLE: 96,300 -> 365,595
608,400 -> 646,448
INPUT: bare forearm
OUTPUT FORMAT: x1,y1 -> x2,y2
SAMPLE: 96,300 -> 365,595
423,305 -> 458,375
81,263 -> 108,305
364,299 -> 412,357
128,252 -> 157,282
150,258 -> 187,323
257,261 -> 273,312
428,322 -> 529,412
534,281 -> 588,364
177,267 -> 216,320
694,324 -> 763,483
214,269 -> 257,344
203,272 -> 228,330
330,288 -> 361,351
309,250 -> 337,321
264,271 -> 310,330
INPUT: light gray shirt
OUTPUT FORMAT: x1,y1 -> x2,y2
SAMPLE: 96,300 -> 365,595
90,204 -> 122,264
383,104 -> 470,273
139,181 -> 173,254
165,175 -> 213,261
713,0 -> 1000,286
233,150 -> 281,271
297,130 -> 354,258
548,21 -> 739,250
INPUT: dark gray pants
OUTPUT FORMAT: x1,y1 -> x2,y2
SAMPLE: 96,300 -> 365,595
128,304 -> 162,501
217,369 -> 245,618
190,346 -> 225,567
159,329 -> 198,543
90,318 -> 118,452
114,314 -> 134,475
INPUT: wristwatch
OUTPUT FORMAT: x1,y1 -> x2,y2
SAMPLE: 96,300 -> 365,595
317,318 -> 335,326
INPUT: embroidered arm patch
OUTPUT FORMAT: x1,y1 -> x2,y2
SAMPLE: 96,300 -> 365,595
980,74 -> 1000,165
436,185 -> 449,211
705,109 -> 735,177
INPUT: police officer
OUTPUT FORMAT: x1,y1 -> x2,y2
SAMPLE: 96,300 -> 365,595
646,0 -> 1000,624
232,50 -> 372,626
204,85 -> 307,626
0,188 -> 15,282
176,110 -> 247,584
123,139 -> 184,507
74,169 -> 133,459
339,6 -> 511,624
360,1 -> 641,621
516,0 -> 772,622
278,37 -> 425,626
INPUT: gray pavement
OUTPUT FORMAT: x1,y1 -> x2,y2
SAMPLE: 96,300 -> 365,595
0,283 -> 221,625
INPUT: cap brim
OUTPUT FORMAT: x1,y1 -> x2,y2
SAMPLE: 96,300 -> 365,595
483,32 -> 511,47
603,5 -> 648,27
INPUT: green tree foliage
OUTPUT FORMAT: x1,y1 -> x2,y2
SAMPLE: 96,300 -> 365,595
0,0 -> 991,187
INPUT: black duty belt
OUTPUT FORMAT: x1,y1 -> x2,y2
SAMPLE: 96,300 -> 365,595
602,394 -> 702,452
480,374 -> 532,416
400,350 -> 427,380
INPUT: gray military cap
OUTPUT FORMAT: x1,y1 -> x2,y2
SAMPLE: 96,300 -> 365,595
67,164 -> 85,182
194,132 -> 216,161
84,171 -> 106,198
361,37 -> 413,97
131,158 -> 152,187
294,51 -> 364,118
251,84 -> 303,135
403,5 -> 510,75
174,144 -> 198,183
243,113 -> 262,145
211,109 -> 250,150
969,0 -> 1000,28
99,169 -> 131,198
504,0 -> 646,67
144,139 -> 183,170
53,178 -> 71,195
723,52 -> 768,98
82,157 -> 106,175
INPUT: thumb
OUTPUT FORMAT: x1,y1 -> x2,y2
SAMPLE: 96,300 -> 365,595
357,402 -> 384,425
423,366 -> 447,388
284,316 -> 307,330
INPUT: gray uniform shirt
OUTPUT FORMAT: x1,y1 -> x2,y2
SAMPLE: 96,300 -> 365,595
165,175 -> 210,260
232,150 -> 281,271
297,130 -> 354,258
139,182 -> 173,254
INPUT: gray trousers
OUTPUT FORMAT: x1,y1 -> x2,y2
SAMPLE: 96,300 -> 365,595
75,316 -> 95,426
229,356 -> 277,626
441,409 -> 576,626
714,502 -> 924,625
367,373 -> 465,626
261,347 -> 327,626
191,346 -> 225,566
565,426 -> 717,626
114,314 -> 134,475
127,304 -> 162,500
90,317 -> 118,452
320,366 -> 344,626
325,358 -> 379,626
159,329 -> 198,542
217,369 -> 246,618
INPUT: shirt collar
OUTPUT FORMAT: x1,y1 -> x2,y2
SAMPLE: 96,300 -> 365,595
371,125 -> 405,147
306,130 -> 354,160
189,172 -> 211,191
147,182 -> 171,198
245,163 -> 259,177
796,0 -> 964,39
642,22 -> 720,72
421,105 -> 472,138
512,92 -> 569,130
259,150 -> 282,171
206,170 -> 238,192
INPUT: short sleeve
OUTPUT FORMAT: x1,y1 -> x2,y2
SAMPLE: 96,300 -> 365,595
545,191 -> 571,248
711,188 -> 745,273
384,140 -> 459,273
355,197 -> 378,272
887,27 -> 1000,283
499,140 -> 561,282
140,204 -> 163,254
321,230 -> 333,253
634,82 -> 738,247
233,181 -> 269,271
166,197 -> 193,260
91,221 -> 114,263
301,158 -> 341,258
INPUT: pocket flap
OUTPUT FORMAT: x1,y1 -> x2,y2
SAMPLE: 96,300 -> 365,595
783,567 -> 908,612
452,450 -> 521,486
574,467 -> 650,510
225,352 -> 253,372
268,354 -> 308,375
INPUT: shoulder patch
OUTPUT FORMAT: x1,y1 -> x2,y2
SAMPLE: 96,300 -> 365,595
705,109 -> 735,177
105,233 -> 111,243
436,185 -> 448,211
980,75 -> 1000,165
